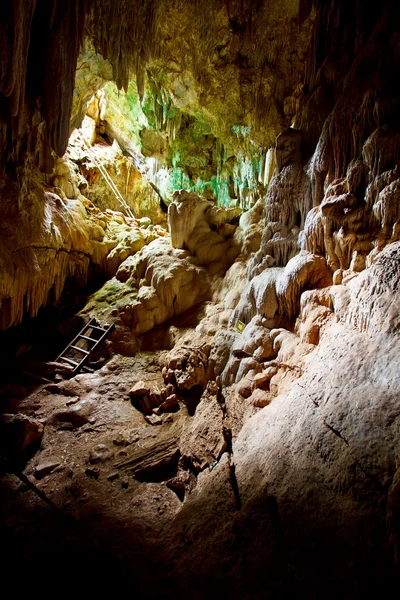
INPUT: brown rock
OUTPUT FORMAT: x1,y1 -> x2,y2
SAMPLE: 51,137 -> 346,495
263,365 -> 279,380
145,414 -> 163,426
249,389 -> 274,408
0,414 -> 44,458
51,399 -> 94,429
180,391 -> 227,471
148,386 -> 164,407
34,461 -> 61,480
85,467 -> 100,479
161,394 -> 179,412
163,383 -> 176,397
165,347 -> 208,390
129,380 -> 151,397
253,372 -> 270,387
113,431 -> 133,446
236,377 -> 254,398
129,391 -> 153,415
114,439 -> 180,482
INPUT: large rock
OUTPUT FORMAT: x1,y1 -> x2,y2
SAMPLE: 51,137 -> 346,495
0,414 -> 44,459
168,190 -> 241,268
164,346 -> 208,391
180,384 -> 227,471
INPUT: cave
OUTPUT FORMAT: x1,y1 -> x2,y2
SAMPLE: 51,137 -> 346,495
0,1 -> 399,598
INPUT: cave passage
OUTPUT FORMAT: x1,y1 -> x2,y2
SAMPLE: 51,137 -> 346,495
0,1 -> 400,599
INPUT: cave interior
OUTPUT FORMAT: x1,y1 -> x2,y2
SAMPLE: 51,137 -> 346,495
0,1 -> 400,598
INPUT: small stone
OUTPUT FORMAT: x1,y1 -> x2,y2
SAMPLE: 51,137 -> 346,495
129,380 -> 151,397
65,397 -> 80,406
89,443 -> 114,464
161,394 -> 179,412
107,472 -> 119,481
113,432 -> 132,446
34,461 -> 60,480
85,467 -> 100,479
145,414 -> 163,426
121,477 -> 129,489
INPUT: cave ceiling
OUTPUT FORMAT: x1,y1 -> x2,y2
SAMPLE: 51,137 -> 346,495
0,0 -> 315,193
2,1 -> 398,202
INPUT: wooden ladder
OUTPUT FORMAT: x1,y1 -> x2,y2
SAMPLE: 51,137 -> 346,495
55,318 -> 114,375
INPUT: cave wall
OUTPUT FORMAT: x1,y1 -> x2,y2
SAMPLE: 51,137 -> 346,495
156,3 -> 400,595
0,0 -> 313,328
0,0 -> 89,186
0,0 -> 398,331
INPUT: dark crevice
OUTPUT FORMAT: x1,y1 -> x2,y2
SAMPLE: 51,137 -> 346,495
181,385 -> 203,416
222,394 -> 242,510
229,459 -> 242,510
322,419 -> 349,445
133,450 -> 180,483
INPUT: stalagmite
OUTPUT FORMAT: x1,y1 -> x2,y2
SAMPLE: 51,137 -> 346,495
168,190 -> 241,267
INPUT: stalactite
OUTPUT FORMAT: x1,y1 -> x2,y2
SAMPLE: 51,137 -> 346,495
0,191 -> 93,329
1,0 -> 315,200
0,0 -> 36,122
0,0 -> 89,185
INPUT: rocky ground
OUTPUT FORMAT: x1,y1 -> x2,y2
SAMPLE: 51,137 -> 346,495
1,243 -> 399,599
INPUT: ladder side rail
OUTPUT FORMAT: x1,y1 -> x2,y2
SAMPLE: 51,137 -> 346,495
55,318 -> 96,362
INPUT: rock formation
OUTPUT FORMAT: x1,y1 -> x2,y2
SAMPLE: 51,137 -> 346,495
0,1 -> 400,599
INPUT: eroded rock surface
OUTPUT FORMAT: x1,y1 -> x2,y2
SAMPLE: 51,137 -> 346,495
1,2 -> 400,599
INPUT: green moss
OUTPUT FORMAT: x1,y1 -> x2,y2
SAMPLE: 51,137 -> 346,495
103,80 -> 148,148
76,65 -> 270,211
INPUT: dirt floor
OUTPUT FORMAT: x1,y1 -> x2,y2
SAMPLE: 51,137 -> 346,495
1,335 -> 197,591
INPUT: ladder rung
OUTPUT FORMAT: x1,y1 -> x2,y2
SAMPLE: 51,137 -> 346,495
59,357 -> 80,367
79,334 -> 98,343
54,320 -> 114,376
70,345 -> 90,355
87,324 -> 108,333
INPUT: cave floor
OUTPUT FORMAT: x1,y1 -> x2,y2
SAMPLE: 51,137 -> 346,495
0,346 -> 200,596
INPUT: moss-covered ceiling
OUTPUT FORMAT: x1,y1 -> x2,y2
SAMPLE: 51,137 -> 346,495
2,0 -> 399,208
0,0 -> 314,200
65,0 -> 315,208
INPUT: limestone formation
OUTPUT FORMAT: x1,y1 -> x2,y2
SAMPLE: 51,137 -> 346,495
168,190 -> 241,267
0,188 -> 167,329
1,2 -> 400,599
